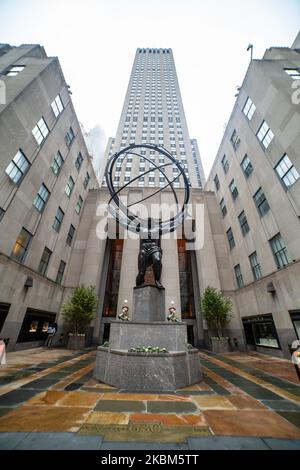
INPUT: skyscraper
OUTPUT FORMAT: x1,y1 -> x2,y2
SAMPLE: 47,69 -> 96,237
100,48 -> 205,190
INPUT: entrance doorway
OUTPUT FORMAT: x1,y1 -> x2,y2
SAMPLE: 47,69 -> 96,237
243,321 -> 255,345
102,323 -> 111,343
187,325 -> 195,346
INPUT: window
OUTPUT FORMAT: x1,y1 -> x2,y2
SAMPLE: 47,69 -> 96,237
230,130 -> 240,150
249,252 -> 262,280
275,154 -> 300,189
51,94 -> 64,118
290,311 -> 300,340
38,247 -> 52,276
0,207 -> 5,222
257,120 -> 274,149
6,65 -> 25,76
269,233 -> 290,268
5,149 -> 30,184
238,210 -> 250,236
243,97 -> 256,120
56,260 -> 66,284
229,179 -> 238,200
234,264 -> 244,288
32,118 -> 49,145
65,176 -> 74,197
11,228 -> 32,263
241,154 -> 253,178
242,315 -> 280,348
220,198 -> 227,217
284,68 -> 300,80
66,224 -> 76,246
51,151 -> 63,175
214,174 -> 220,191
253,187 -> 270,216
75,152 -> 83,171
33,184 -> 50,212
53,207 -> 64,232
221,155 -> 229,173
226,227 -> 235,250
75,195 -> 83,214
83,172 -> 90,189
65,127 -> 75,147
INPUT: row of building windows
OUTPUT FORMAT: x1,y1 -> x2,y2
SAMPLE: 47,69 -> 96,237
10,227 -> 69,283
4,146 -> 89,206
217,151 -> 299,194
220,185 -> 270,222
138,49 -> 171,54
233,232 -> 290,288
11,220 -> 78,282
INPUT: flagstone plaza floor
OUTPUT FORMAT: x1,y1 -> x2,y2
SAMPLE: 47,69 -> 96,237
0,347 -> 300,450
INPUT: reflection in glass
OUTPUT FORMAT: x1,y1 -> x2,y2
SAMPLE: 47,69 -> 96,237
29,321 -> 38,333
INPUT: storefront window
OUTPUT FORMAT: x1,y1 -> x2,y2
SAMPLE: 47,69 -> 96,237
242,314 -> 280,349
17,309 -> 56,342
290,311 -> 300,339
253,321 -> 279,348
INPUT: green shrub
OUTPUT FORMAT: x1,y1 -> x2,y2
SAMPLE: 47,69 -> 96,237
201,286 -> 233,339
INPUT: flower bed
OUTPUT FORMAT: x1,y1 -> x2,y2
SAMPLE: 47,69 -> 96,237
128,346 -> 168,353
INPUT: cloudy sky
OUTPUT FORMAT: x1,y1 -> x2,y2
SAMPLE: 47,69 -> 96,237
1,0 -> 299,177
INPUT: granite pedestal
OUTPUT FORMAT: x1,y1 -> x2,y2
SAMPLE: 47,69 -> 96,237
94,285 -> 202,390
132,285 -> 165,322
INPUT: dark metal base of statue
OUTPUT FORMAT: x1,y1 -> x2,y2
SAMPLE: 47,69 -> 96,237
94,285 -> 202,391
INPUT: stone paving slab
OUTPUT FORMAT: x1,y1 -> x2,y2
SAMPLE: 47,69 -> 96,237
146,400 -> 198,413
262,438 -> 300,450
0,405 -> 91,432
0,432 -> 30,450
277,411 -> 300,429
64,382 -> 84,391
20,378 -> 59,390
0,389 -> 38,406
95,399 -> 146,412
192,395 -> 236,410
100,441 -> 189,450
187,436 -> 270,450
0,408 -> 12,417
13,432 -> 103,450
202,409 -> 300,439
262,399 -> 300,411
227,395 -> 268,410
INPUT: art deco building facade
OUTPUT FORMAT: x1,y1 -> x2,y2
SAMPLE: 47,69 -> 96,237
206,32 -> 300,357
0,44 -> 98,350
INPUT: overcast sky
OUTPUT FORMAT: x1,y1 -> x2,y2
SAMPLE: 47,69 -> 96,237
1,0 -> 299,177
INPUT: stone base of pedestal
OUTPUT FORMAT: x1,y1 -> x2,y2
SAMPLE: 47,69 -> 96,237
94,346 -> 202,391
132,285 -> 165,322
109,321 -> 187,351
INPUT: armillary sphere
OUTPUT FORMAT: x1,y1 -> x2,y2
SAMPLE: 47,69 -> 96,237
105,143 -> 190,235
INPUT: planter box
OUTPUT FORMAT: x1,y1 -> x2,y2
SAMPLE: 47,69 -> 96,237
67,335 -> 85,350
211,338 -> 230,353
